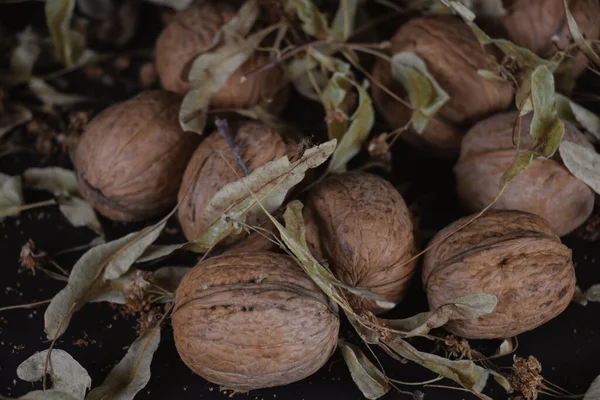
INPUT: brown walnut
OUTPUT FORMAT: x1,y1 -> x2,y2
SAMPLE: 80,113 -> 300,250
454,111 -> 594,236
371,16 -> 514,158
155,3 -> 288,111
423,210 -> 575,339
74,90 -> 200,221
303,171 -> 416,314
177,121 -> 295,241
172,252 -> 339,390
500,0 -> 600,76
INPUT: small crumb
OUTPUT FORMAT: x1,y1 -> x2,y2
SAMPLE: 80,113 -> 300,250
114,55 -> 131,70
139,63 -> 157,89
73,338 -> 89,347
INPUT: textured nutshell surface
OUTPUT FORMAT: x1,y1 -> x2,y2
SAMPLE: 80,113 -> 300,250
74,90 -> 200,221
454,111 -> 595,236
177,122 -> 294,241
155,4 -> 288,111
303,171 -> 416,314
172,252 -> 339,390
371,16 -> 514,158
423,210 -> 575,339
500,0 -> 600,76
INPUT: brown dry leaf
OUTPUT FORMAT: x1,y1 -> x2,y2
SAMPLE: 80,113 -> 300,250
559,141 -> 600,194
17,349 -> 91,399
85,326 -> 160,400
339,339 -> 390,399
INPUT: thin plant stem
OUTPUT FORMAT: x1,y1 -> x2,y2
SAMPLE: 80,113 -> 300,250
389,376 -> 444,386
0,299 -> 51,312
0,199 -> 56,218
44,303 -> 76,390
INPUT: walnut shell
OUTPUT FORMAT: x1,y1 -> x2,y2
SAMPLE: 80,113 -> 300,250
500,0 -> 600,76
371,16 -> 514,158
172,252 -> 339,390
155,4 -> 288,112
454,111 -> 594,236
303,172 -> 416,314
74,90 -> 200,221
177,121 -> 294,241
423,210 -> 575,339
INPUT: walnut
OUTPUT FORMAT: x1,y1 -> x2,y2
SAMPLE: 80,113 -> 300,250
454,111 -> 594,236
371,16 -> 514,158
172,252 -> 339,390
75,90 -> 200,221
303,171 -> 416,314
177,121 -> 295,241
500,0 -> 600,76
155,3 -> 288,112
423,210 -> 575,339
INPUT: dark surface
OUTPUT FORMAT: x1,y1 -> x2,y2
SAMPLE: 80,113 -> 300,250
1,2 -> 600,400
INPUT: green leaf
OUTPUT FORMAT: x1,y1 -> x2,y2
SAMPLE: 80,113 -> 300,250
17,349 -> 91,400
331,0 -> 360,41
381,293 -> 497,337
500,150 -> 539,190
477,69 -> 508,82
559,141 -> 600,194
390,52 -> 449,133
321,72 -> 374,173
189,140 -> 337,251
563,0 -> 600,65
339,340 -> 390,399
179,1 -> 273,134
45,0 -> 84,67
0,173 -> 24,218
284,0 -> 330,39
555,94 -> 600,142
85,327 -> 161,400
529,65 -> 564,157
584,375 -> 600,400
44,215 -> 169,339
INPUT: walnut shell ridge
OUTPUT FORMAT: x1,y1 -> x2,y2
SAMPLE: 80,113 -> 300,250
371,16 -> 514,158
500,0 -> 600,76
74,90 -> 200,221
155,4 -> 288,112
303,171 -> 417,314
423,210 -> 575,339
172,252 -> 339,390
177,121 -> 295,241
454,111 -> 594,236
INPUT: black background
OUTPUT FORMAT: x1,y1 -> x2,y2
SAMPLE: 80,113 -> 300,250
1,2 -> 600,399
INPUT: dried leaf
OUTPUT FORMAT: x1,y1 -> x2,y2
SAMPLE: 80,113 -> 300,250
9,27 -> 41,83
585,375 -> 600,400
91,269 -> 150,304
152,266 -> 190,293
559,141 -> 600,194
339,340 -> 390,399
189,140 -> 336,251
477,69 -> 509,82
563,0 -> 600,65
500,150 -> 539,190
385,337 -> 491,393
45,0 -> 84,67
85,327 -> 161,400
143,0 -> 194,10
232,105 -> 304,142
585,284 -> 600,302
285,0 -> 330,39
29,79 -> 91,106
529,65 -> 564,157
0,104 -> 32,139
555,94 -> 600,141
495,339 -> 514,356
456,0 -> 506,17
381,293 -> 497,337
321,72 -> 374,173
390,52 -> 449,133
179,0 -> 265,134
573,285 -> 589,306
0,173 -> 24,219
59,197 -> 102,234
136,243 -> 186,263
331,0 -> 360,41
17,349 -> 91,399
44,217 -> 169,339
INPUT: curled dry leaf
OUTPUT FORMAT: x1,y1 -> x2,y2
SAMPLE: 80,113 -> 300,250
188,139 -> 336,251
284,0 -> 330,39
86,327 -> 161,400
28,79 -> 91,107
559,141 -> 600,194
17,349 -> 91,399
45,0 -> 85,67
321,72 -> 374,173
23,167 -> 102,234
0,104 -> 32,139
8,27 -> 41,83
381,293 -> 497,337
0,173 -> 24,219
496,339 -> 515,356
339,340 -> 390,400
563,0 -> 600,65
44,217 -> 168,339
584,375 -> 600,400
390,52 -> 449,134
555,94 -> 600,142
